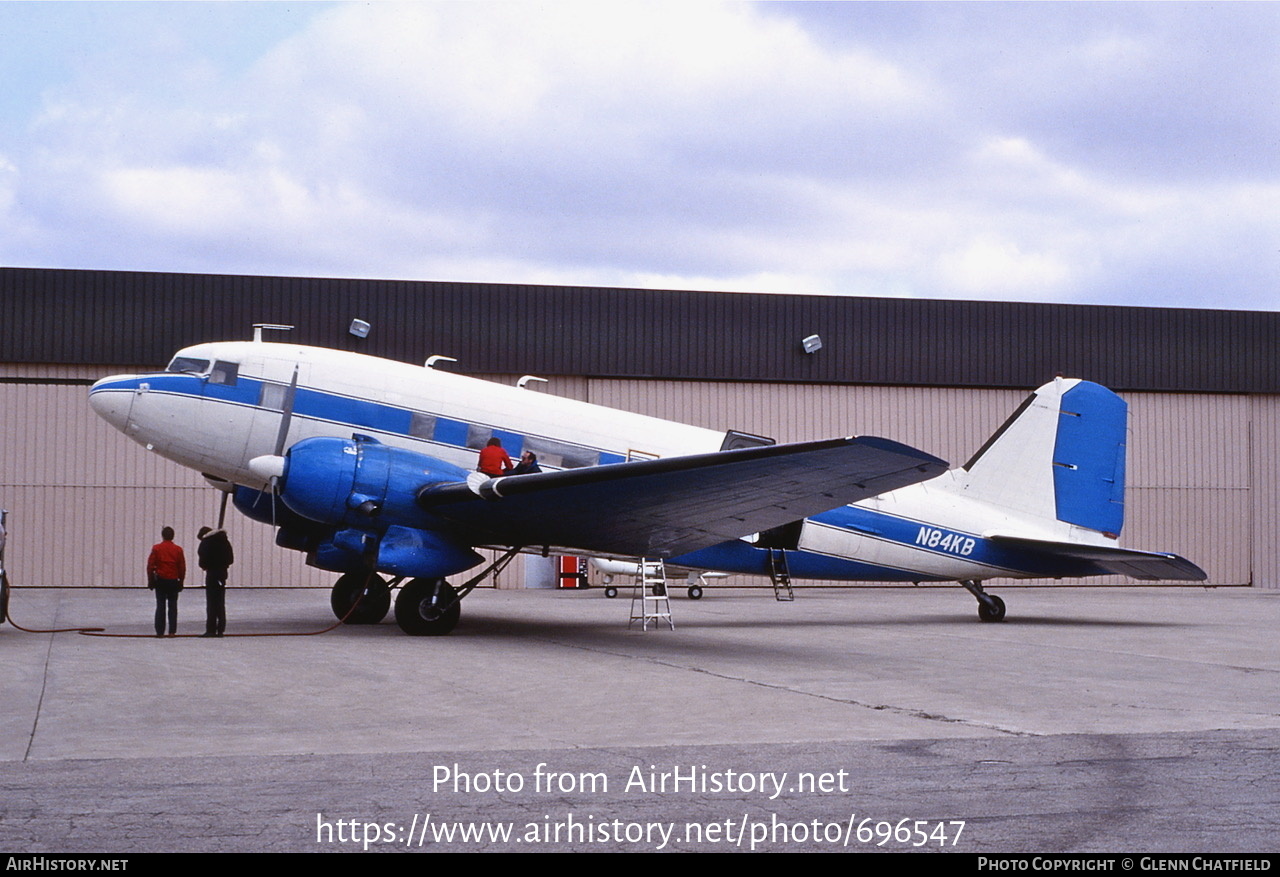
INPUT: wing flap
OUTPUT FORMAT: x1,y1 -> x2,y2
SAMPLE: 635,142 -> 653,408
419,436 -> 947,558
987,533 -> 1207,581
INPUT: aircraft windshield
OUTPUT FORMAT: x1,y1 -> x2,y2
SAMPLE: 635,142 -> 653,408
209,360 -> 239,386
166,357 -> 209,375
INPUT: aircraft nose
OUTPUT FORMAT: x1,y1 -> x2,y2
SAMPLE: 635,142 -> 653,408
88,376 -> 136,431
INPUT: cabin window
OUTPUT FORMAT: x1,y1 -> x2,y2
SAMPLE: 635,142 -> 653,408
167,356 -> 208,375
524,436 -> 600,469
409,413 -> 436,439
465,424 -> 492,449
209,360 -> 239,386
258,382 -> 288,411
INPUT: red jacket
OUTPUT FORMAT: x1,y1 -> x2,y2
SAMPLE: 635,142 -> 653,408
477,445 -> 513,476
147,540 -> 186,582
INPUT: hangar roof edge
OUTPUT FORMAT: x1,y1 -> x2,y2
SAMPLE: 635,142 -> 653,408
4,266 -> 1275,393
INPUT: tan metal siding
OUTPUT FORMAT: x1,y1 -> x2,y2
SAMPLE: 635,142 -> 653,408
1248,396 -> 1280,589
590,379 -> 1025,471
1127,394 -> 1251,489
585,379 -> 1242,587
1121,393 -> 1252,585
1,384 -> 194,488
0,481 -> 337,591
0,383 -> 333,589
0,377 -> 1259,590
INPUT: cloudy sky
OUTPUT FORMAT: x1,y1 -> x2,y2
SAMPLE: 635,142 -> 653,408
2,2 -> 1277,308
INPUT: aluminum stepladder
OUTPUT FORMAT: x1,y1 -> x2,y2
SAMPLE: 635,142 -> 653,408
767,547 -> 795,602
629,557 -> 674,630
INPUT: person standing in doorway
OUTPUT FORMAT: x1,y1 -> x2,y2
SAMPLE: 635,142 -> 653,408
197,526 -> 233,637
147,526 -> 185,637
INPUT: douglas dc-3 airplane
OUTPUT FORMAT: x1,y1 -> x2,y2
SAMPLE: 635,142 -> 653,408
89,328 -> 1205,635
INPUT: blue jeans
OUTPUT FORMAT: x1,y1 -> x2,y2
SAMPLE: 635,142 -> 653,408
153,579 -> 181,635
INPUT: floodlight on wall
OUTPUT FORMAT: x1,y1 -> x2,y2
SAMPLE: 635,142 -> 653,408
425,355 -> 458,369
801,334 -> 823,354
349,319 -> 371,338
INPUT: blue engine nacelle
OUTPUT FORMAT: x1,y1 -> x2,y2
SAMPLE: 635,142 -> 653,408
274,436 -> 484,578
232,485 -> 329,552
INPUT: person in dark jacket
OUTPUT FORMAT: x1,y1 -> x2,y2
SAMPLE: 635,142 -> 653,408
511,451 -> 542,475
196,526 -> 234,637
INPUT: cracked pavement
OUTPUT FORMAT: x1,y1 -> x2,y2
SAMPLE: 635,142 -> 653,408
2,585 -> 1277,851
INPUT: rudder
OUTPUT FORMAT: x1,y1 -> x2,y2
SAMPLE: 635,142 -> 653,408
959,378 -> 1127,536
1051,381 -> 1126,535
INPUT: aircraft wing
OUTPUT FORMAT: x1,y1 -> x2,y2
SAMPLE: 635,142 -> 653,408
419,436 -> 947,558
987,534 -> 1208,581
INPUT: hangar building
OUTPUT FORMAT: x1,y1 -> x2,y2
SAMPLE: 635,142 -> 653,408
1,266 -> 1275,591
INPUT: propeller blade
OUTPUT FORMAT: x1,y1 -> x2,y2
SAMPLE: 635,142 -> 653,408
272,365 -> 300,458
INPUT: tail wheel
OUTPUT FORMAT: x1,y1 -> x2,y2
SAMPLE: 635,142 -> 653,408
330,572 -> 391,624
977,594 -> 1006,623
395,577 -> 461,636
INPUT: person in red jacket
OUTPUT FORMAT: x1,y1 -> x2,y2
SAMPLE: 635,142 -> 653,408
147,526 -> 186,637
477,437 -> 514,477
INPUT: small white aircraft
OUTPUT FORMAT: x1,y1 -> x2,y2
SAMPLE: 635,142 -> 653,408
89,327 -> 1205,635
587,556 -> 730,600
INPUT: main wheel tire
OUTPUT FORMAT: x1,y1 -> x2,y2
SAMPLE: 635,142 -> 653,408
395,578 -> 461,636
330,572 -> 391,624
604,586 -> 618,599
977,593 -> 1006,622
687,584 -> 704,600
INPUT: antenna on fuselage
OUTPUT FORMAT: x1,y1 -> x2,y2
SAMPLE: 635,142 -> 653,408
252,323 -> 294,343
425,355 -> 458,369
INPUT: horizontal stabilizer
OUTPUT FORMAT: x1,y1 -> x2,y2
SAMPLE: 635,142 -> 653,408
988,533 -> 1207,581
419,436 -> 947,558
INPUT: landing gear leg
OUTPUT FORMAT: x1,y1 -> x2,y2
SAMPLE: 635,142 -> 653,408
393,546 -> 523,636
960,579 -> 1006,622
395,578 -> 460,636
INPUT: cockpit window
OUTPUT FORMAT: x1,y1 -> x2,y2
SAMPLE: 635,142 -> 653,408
209,360 -> 239,386
167,356 -> 209,375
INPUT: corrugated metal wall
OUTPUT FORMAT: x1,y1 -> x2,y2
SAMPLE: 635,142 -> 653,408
2,268 -> 1270,603
2,367 -> 1262,590
0,375 -> 336,591
1248,396 -> 1280,589
5,267 -> 1280,393
581,379 -> 1257,587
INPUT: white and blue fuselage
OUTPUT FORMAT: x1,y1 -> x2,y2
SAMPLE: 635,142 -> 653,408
90,339 -> 1203,609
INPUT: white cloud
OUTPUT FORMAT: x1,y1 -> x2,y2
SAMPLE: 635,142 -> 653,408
938,237 -> 1072,298
0,154 -> 16,214
1,1 -> 1277,308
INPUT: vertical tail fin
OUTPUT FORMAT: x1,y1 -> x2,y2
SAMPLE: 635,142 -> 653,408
959,378 -> 1127,536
